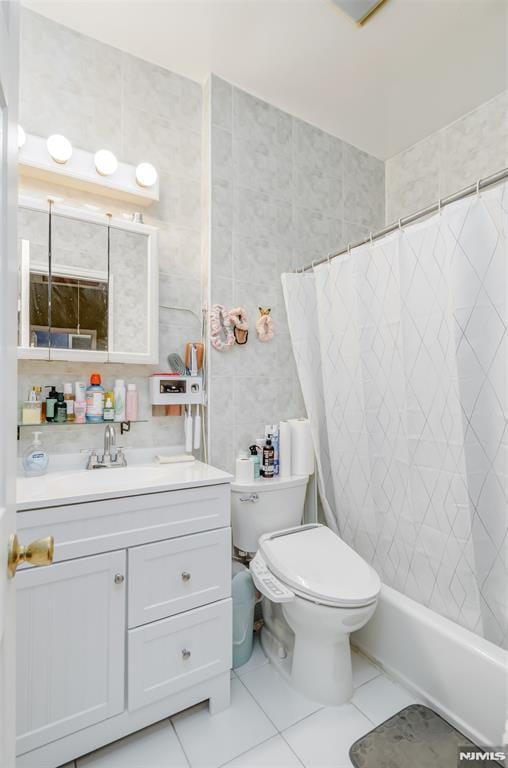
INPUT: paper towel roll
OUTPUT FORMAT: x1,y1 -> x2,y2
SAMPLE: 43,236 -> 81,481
279,421 -> 292,477
289,418 -> 315,476
235,457 -> 254,483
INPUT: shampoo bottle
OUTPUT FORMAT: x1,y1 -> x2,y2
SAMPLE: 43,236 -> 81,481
54,393 -> 67,423
22,431 -> 49,476
86,373 -> 105,423
262,439 -> 275,479
45,386 -> 58,422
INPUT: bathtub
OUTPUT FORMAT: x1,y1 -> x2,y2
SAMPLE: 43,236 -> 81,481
353,584 -> 507,747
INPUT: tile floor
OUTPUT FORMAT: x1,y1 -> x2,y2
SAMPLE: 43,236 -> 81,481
63,640 -> 419,768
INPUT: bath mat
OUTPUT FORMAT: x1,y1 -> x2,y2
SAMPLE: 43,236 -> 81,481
349,704 -> 504,768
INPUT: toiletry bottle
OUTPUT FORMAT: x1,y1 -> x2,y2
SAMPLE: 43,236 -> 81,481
249,444 -> 260,480
54,392 -> 67,423
45,386 -> 58,422
126,383 -> 138,421
113,379 -> 126,422
265,424 -> 280,475
262,439 -> 275,479
63,382 -> 75,422
86,373 -> 105,423
21,389 -> 42,425
103,396 -> 115,421
22,431 -> 49,476
33,386 -> 45,420
74,381 -> 87,424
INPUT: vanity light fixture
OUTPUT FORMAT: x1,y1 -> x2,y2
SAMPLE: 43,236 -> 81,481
94,149 -> 118,177
135,162 -> 158,188
46,134 -> 73,164
17,125 -> 26,150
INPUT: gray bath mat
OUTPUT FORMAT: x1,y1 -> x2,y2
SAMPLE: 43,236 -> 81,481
349,704 -> 504,768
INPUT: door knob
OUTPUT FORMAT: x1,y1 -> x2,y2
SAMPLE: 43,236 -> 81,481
8,534 -> 54,578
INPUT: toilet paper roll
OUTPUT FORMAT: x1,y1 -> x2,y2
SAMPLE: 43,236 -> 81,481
279,421 -> 292,477
235,457 -> 254,483
289,418 -> 315,476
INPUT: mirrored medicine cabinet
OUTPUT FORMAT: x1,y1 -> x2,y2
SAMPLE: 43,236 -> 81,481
17,199 -> 159,364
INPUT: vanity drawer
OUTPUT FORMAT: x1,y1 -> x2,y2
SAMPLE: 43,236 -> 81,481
16,483 -> 230,563
128,528 -> 231,628
128,598 -> 232,711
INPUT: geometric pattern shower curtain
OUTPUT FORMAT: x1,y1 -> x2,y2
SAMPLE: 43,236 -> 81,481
282,181 -> 507,648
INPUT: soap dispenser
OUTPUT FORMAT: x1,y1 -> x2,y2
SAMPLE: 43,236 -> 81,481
22,431 -> 49,476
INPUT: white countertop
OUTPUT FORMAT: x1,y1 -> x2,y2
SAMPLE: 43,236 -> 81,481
17,449 -> 232,511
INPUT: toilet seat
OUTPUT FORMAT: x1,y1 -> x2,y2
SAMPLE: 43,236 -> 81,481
257,524 -> 380,608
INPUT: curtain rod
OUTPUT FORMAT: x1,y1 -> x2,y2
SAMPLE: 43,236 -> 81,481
296,166 -> 508,273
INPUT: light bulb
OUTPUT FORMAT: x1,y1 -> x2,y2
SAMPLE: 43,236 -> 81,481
17,125 -> 26,150
135,162 -> 158,188
94,149 -> 118,176
46,134 -> 73,164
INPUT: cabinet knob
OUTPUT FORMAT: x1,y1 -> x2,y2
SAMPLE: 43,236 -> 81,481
181,571 -> 191,582
114,573 -> 125,584
182,649 -> 191,660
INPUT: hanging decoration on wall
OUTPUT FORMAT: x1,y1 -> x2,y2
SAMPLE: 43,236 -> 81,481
229,307 -> 249,345
256,307 -> 274,342
210,304 -> 235,351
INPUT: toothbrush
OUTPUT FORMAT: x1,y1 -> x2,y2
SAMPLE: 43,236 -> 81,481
185,406 -> 193,453
193,404 -> 201,450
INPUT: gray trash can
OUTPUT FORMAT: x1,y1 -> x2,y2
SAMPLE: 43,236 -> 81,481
232,561 -> 256,669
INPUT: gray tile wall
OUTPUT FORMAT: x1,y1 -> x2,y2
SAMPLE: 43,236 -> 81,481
18,9 -> 202,454
207,76 -> 385,472
385,90 -> 508,223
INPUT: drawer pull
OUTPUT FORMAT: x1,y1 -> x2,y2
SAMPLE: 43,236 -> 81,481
114,573 -> 125,584
239,493 -> 258,503
181,648 -> 191,660
181,571 -> 191,582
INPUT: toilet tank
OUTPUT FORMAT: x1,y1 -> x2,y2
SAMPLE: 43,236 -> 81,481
231,475 -> 309,554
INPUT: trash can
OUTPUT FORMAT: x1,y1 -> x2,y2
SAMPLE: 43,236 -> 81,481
232,561 -> 256,669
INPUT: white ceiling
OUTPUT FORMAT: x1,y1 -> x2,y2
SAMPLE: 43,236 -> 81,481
22,0 -> 507,159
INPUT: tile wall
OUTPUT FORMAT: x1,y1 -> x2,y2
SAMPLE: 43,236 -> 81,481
18,9 -> 202,454
385,90 -> 508,223
207,76 -> 385,472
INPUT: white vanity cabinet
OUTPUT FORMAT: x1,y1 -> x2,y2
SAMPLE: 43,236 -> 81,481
15,478 -> 232,768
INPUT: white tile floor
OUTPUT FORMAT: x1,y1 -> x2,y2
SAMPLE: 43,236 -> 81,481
66,639 -> 418,768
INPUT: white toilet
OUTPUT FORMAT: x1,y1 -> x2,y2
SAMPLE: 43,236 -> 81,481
231,476 -> 381,705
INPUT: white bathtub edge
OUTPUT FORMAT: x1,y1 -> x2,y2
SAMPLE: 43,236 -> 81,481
353,583 -> 507,747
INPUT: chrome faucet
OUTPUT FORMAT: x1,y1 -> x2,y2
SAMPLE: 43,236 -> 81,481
84,425 -> 128,469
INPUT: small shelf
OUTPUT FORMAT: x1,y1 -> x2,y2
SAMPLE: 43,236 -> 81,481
17,420 -> 147,439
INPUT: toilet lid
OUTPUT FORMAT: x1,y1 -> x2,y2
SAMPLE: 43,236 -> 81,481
259,525 -> 380,607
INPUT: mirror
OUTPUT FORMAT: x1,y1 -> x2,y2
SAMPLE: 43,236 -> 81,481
51,214 -> 109,353
18,207 -> 50,355
17,201 -> 158,364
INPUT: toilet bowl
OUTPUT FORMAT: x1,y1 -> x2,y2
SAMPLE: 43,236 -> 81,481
250,524 -> 380,704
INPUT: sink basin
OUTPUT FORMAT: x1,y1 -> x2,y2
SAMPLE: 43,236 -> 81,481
16,460 -> 231,510
41,465 -> 175,495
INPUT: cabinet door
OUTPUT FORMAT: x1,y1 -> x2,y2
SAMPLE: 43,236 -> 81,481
16,551 -> 126,755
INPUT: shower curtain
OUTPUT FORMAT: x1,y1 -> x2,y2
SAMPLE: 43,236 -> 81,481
282,181 -> 507,648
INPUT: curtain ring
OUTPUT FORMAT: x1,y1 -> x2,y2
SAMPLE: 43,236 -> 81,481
476,179 -> 481,196
327,253 -> 331,265
347,243 -> 351,256
437,198 -> 442,215
369,232 -> 373,246
398,218 -> 403,231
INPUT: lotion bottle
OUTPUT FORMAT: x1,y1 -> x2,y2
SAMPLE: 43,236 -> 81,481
114,379 -> 126,422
